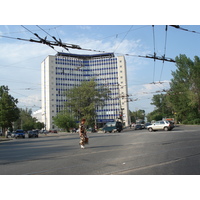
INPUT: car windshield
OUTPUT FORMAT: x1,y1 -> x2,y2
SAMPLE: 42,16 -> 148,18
16,130 -> 23,133
105,122 -> 115,127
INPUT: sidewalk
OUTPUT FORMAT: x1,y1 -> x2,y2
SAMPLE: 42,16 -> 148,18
0,128 -> 130,142
0,137 -> 13,142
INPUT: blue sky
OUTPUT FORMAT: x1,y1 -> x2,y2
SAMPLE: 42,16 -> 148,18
0,25 -> 200,114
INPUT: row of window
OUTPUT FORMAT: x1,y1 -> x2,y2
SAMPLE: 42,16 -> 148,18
55,61 -> 117,67
55,58 -> 117,63
55,72 -> 118,76
55,67 -> 118,72
55,92 -> 119,97
55,77 -> 118,82
55,57 -> 116,61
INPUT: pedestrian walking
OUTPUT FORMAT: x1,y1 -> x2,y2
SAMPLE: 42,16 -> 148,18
5,128 -> 8,138
79,118 -> 88,149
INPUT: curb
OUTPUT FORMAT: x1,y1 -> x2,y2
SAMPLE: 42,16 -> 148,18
0,138 -> 13,142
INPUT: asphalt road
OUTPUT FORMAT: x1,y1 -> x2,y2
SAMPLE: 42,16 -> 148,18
1,125 -> 200,175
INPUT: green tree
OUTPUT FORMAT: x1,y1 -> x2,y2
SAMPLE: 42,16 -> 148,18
65,79 -> 111,127
146,94 -> 173,122
0,85 -> 20,136
53,111 -> 76,132
146,110 -> 163,122
130,109 -> 145,123
14,108 -> 44,131
35,121 -> 45,130
167,54 -> 200,123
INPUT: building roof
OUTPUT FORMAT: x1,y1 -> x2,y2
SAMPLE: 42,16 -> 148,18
56,52 -> 115,59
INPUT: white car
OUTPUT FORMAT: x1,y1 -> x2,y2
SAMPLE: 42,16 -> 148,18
147,120 -> 174,132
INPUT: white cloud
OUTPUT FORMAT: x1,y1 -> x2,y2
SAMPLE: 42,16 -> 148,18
128,80 -> 171,113
78,25 -> 91,30
17,94 -> 41,111
0,31 -> 155,113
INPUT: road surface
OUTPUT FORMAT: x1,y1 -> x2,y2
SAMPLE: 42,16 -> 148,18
1,125 -> 200,175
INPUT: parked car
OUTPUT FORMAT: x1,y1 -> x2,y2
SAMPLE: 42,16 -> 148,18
145,122 -> 152,129
49,130 -> 58,133
6,131 -> 12,138
28,130 -> 39,138
135,124 -> 142,130
141,124 -> 145,129
102,121 -> 123,133
14,129 -> 25,138
147,120 -> 174,132
11,132 -> 16,138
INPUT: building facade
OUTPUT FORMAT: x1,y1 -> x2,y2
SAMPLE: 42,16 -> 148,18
41,52 -> 129,130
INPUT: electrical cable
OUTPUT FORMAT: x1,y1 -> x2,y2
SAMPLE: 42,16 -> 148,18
170,25 -> 200,34
113,25 -> 133,53
21,25 -> 58,52
0,25 -> 62,35
36,25 -> 69,51
0,26 -> 176,63
159,25 -> 168,82
152,25 -> 156,83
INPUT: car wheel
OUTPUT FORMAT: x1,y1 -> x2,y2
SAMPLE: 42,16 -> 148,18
164,127 -> 169,131
148,128 -> 153,132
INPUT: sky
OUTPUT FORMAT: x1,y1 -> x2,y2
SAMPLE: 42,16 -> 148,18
1,1 -> 200,197
1,25 -> 200,114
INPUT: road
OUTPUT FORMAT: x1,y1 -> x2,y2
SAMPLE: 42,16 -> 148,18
1,125 -> 200,175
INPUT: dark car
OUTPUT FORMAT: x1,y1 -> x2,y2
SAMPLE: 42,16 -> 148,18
145,122 -> 152,129
102,121 -> 123,133
14,129 -> 25,138
135,124 -> 142,130
49,130 -> 58,133
28,130 -> 39,138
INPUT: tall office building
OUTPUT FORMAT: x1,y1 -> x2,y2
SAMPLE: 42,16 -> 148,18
41,52 -> 129,130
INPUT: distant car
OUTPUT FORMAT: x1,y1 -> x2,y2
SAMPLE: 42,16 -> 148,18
28,130 -> 39,138
14,129 -> 25,138
141,124 -> 145,129
135,124 -> 142,130
6,131 -> 12,138
49,130 -> 57,133
102,121 -> 123,133
11,132 -> 16,138
145,122 -> 152,129
147,120 -> 174,132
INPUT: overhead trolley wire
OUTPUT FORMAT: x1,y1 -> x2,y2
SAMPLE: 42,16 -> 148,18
0,25 -> 176,63
113,25 -> 133,52
36,25 -> 69,51
21,25 -> 57,51
152,25 -> 156,83
159,25 -> 168,82
170,25 -> 200,34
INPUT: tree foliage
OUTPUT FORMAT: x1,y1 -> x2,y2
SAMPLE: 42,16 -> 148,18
148,54 -> 200,124
65,79 -> 111,126
167,54 -> 200,123
53,111 -> 76,132
146,94 -> 173,122
14,108 -> 45,131
130,109 -> 145,123
0,85 -> 20,135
